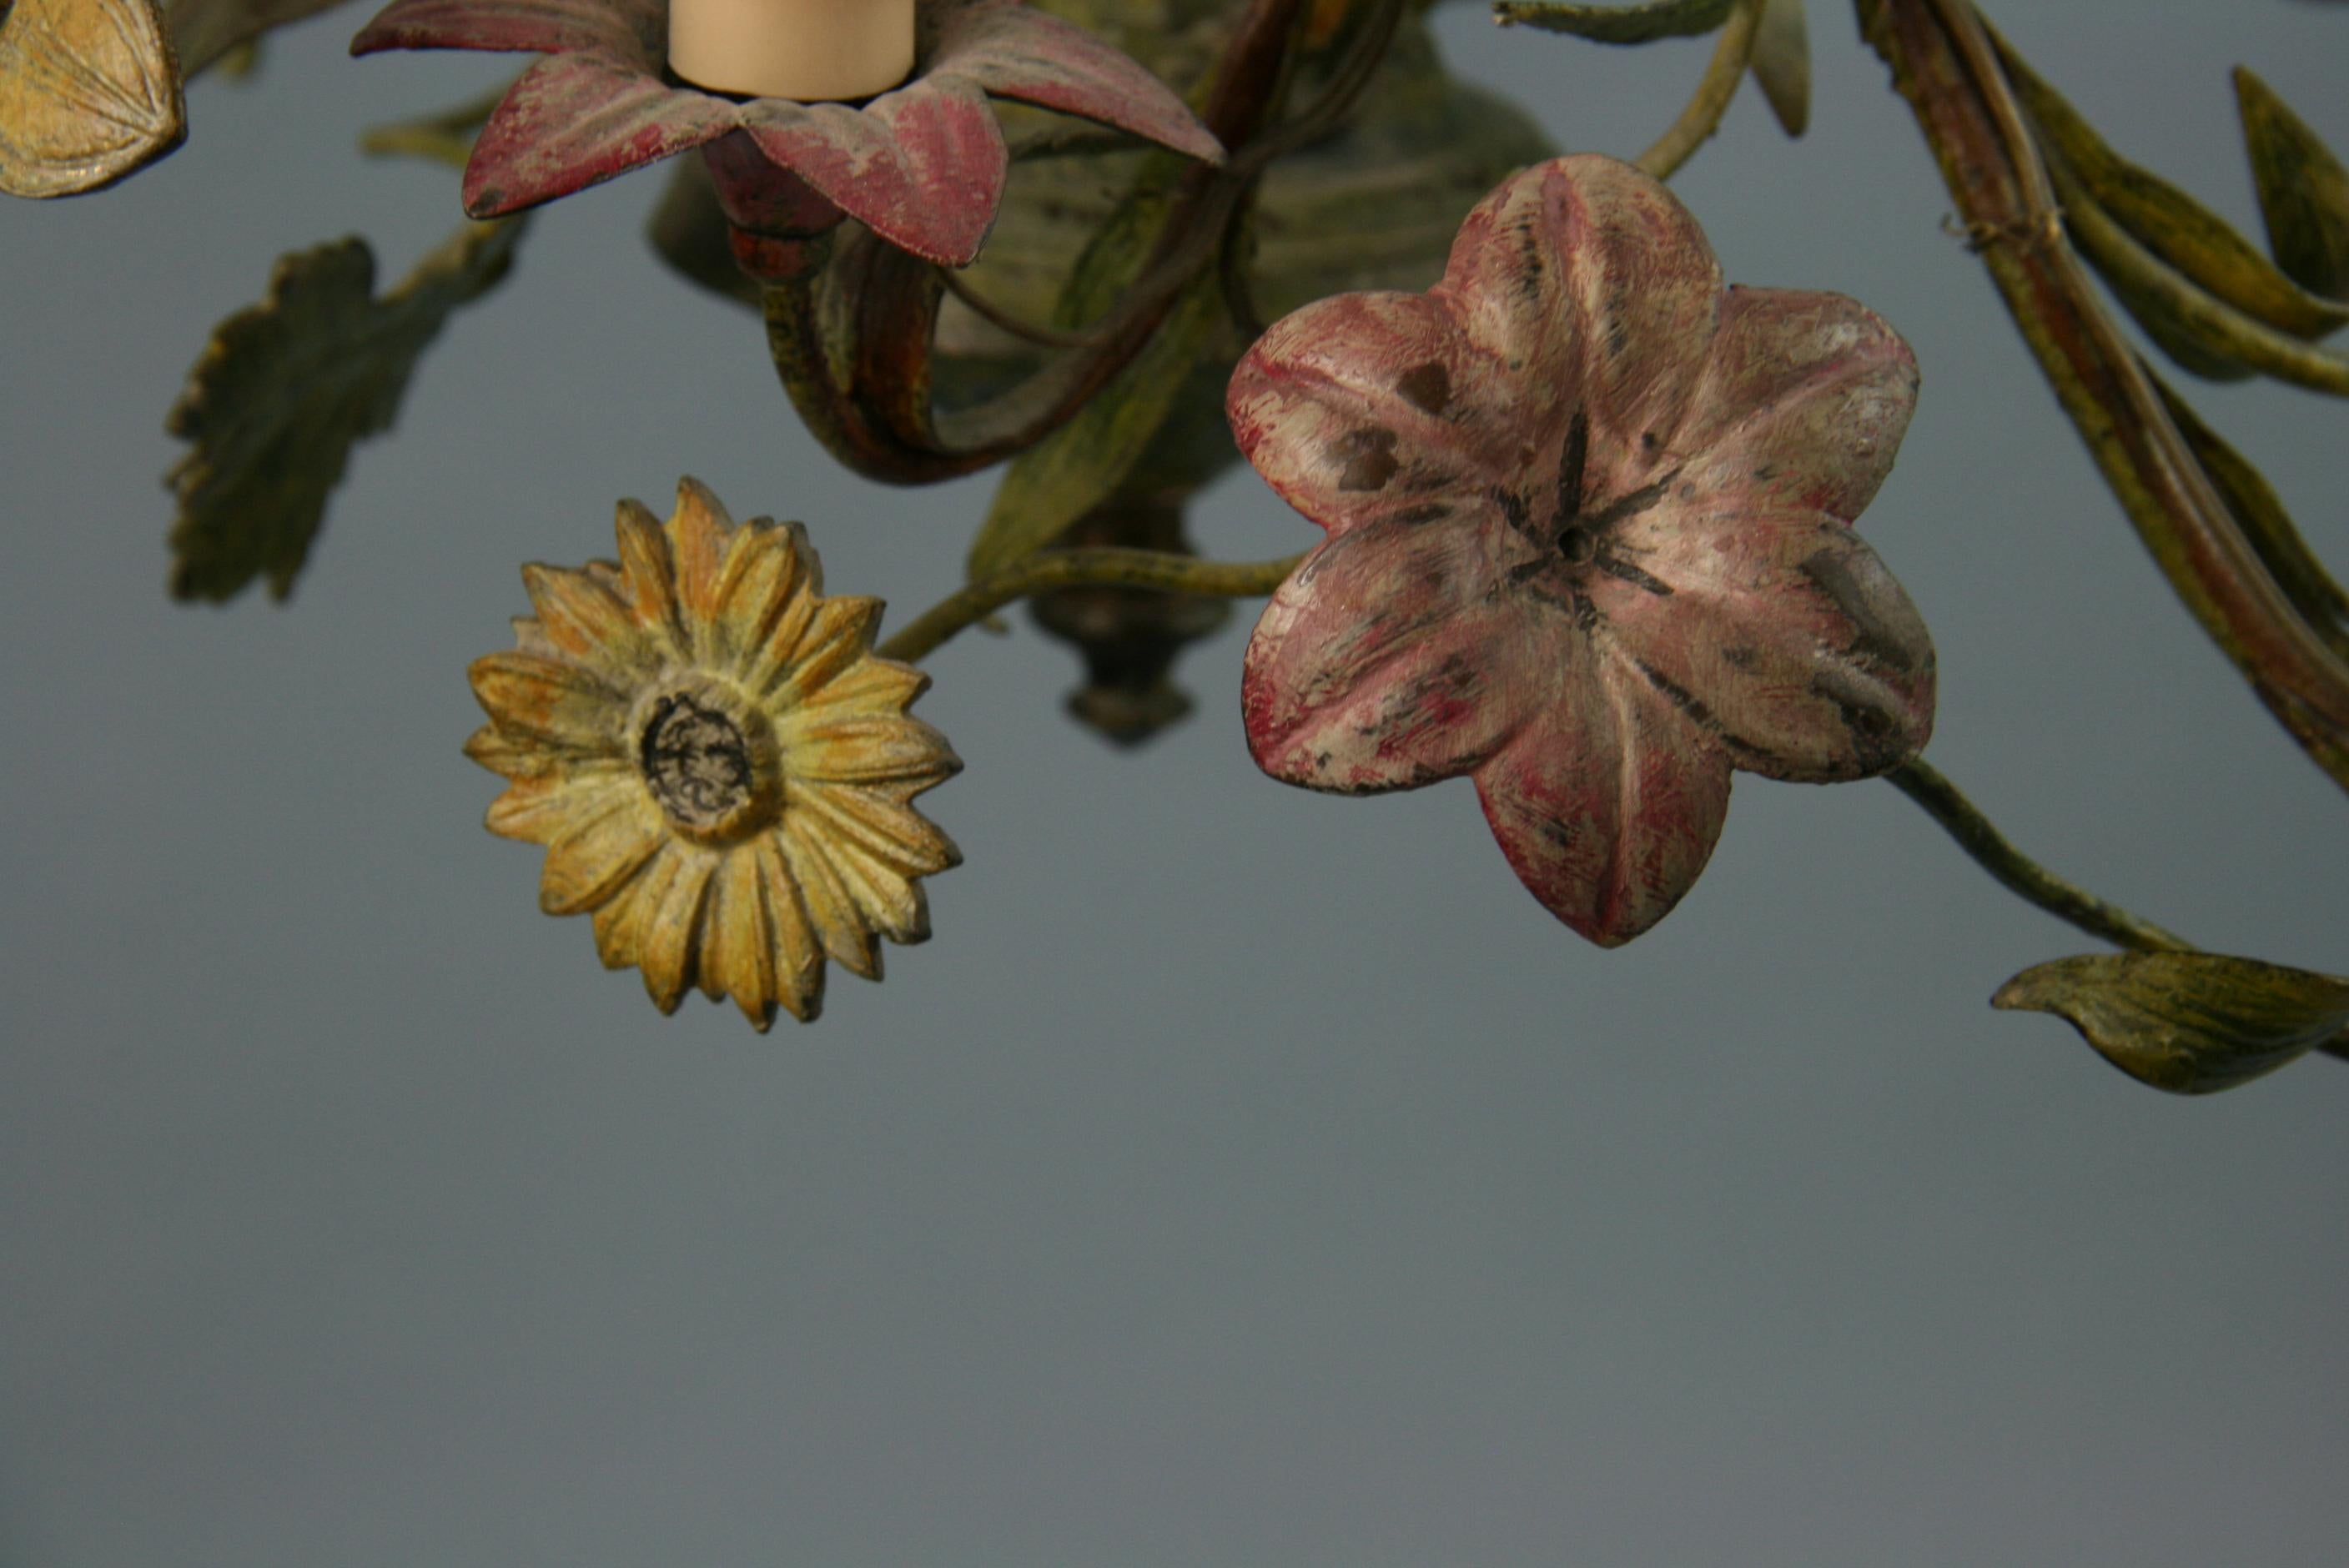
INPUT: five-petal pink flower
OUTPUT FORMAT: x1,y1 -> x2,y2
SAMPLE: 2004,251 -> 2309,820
1230,154 -> 1936,946
350,0 -> 1221,266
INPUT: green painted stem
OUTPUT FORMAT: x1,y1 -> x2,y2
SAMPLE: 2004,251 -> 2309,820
1886,759 -> 2191,953
1889,758 -> 2348,1064
878,548 -> 1305,665
1635,0 -> 1761,181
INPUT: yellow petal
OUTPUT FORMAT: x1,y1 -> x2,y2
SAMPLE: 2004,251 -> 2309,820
485,769 -> 634,845
468,651 -> 626,748
712,519 -> 810,650
760,597 -> 883,707
613,498 -> 682,649
522,562 -> 659,681
540,794 -> 665,916
754,836 -> 827,1021
465,723 -> 593,781
637,848 -> 716,1014
791,656 -> 928,719
590,842 -> 676,968
781,816 -> 883,979
702,847 -> 778,1029
670,477 -> 735,633
794,782 -> 960,880
784,714 -> 961,787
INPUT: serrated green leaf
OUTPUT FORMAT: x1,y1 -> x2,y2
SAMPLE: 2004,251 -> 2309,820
1993,951 -> 2349,1095
2155,376 -> 2349,661
967,276 -> 1223,581
163,218 -> 526,602
2235,66 -> 2349,302
1995,37 -> 2349,341
1491,0 -> 1733,44
1747,0 -> 1808,138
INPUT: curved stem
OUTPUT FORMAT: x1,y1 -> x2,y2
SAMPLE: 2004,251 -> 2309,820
1885,759 -> 2191,952
1863,0 -> 2349,794
1636,0 -> 1762,180
878,548 -> 1305,665
1888,758 -> 2348,1067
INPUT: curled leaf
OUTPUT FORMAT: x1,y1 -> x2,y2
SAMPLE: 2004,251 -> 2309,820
164,218 -> 526,601
967,275 -> 1221,580
0,0 -> 184,198
2048,153 -> 2349,393
1993,952 -> 2349,1095
2235,66 -> 2349,302
2155,376 -> 2349,662
1491,0 -> 1733,43
1995,34 -> 2349,341
1747,0 -> 1808,138
963,140 -> 1223,580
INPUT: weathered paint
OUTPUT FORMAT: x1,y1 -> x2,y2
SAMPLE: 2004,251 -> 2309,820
1229,154 -> 1935,946
350,0 -> 1222,266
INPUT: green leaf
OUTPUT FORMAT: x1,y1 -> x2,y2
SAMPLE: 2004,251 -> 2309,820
163,218 -> 527,602
1993,952 -> 2349,1095
2235,66 -> 2349,302
1995,35 -> 2349,341
1491,0 -> 1733,44
963,133 -> 1225,580
1747,0 -> 1808,138
966,275 -> 1223,581
2154,376 -> 2349,661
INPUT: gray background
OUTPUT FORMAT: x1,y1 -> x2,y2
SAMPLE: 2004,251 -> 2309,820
3,2 -> 2345,1563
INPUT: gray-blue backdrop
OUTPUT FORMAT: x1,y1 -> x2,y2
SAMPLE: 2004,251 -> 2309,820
3,2 -> 2345,1563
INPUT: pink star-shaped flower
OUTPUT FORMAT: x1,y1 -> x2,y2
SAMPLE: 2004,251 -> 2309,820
1230,154 -> 1936,946
350,0 -> 1221,266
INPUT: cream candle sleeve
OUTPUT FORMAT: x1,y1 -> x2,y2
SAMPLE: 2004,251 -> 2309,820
669,0 -> 915,103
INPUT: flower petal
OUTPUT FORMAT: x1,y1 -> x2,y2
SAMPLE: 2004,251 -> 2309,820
539,792 -> 665,916
1471,676 -> 1733,947
753,836 -> 827,1020
520,561 -> 661,684
782,814 -> 883,979
484,767 -> 634,845
611,495 -> 683,646
1596,504 -> 1936,781
783,714 -> 960,787
712,519 -> 818,684
1437,155 -> 1722,467
463,53 -> 737,219
700,847 -> 777,1028
468,651 -> 627,749
790,656 -> 928,720
738,75 -> 1006,267
1677,286 -> 1919,521
350,0 -> 661,62
1242,513 -> 1533,794
757,597 -> 886,707
639,849 -> 716,1013
794,781 -> 961,879
1228,289 -> 1527,540
928,0 -> 1221,164
669,476 -> 734,639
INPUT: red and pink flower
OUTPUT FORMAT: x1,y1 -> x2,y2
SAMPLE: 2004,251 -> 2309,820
1230,154 -> 1936,946
351,0 -> 1221,266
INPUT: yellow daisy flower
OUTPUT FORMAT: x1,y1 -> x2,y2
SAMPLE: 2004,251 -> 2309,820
464,478 -> 961,1028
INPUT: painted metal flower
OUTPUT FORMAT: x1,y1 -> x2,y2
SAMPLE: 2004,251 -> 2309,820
350,0 -> 1222,266
1230,154 -> 1935,946
465,479 -> 961,1026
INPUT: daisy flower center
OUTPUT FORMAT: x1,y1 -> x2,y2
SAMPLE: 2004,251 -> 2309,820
631,678 -> 783,844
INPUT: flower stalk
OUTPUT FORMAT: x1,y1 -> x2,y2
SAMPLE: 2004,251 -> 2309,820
877,547 -> 1305,665
1861,0 -> 2349,796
